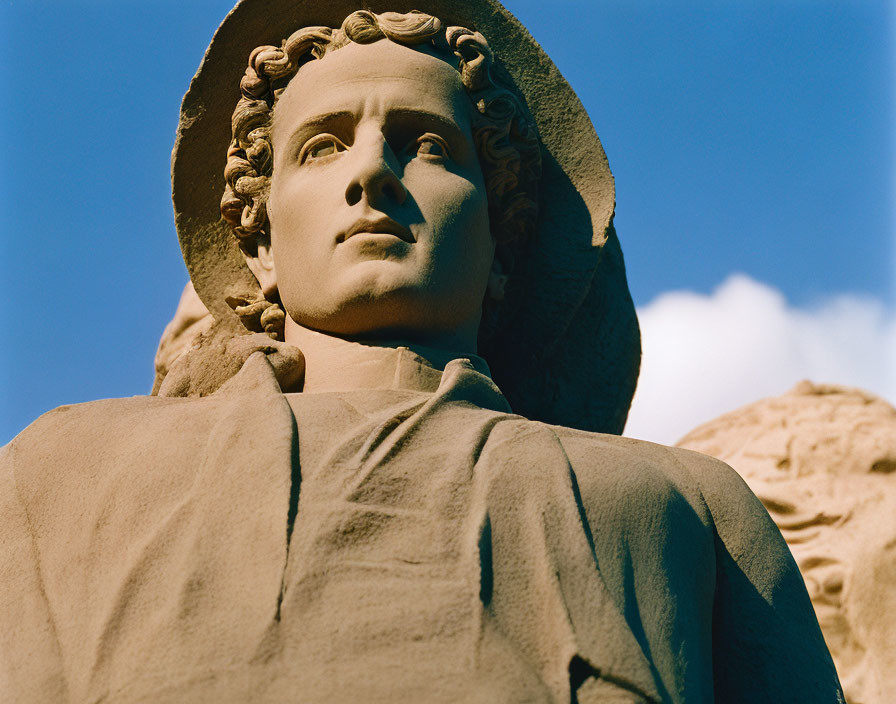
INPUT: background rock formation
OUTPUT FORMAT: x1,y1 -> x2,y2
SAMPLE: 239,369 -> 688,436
677,382 -> 896,704
152,283 -> 213,394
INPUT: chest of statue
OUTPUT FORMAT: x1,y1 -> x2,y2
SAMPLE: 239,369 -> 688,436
8,360 -> 713,701
5,352 -> 845,702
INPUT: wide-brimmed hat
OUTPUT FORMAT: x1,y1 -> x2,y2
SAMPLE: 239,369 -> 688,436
172,0 -> 640,434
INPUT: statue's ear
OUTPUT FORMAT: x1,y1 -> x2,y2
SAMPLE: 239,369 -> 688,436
243,236 -> 278,299
486,255 -> 508,301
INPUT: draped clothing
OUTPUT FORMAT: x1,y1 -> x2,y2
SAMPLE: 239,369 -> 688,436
1,351 -> 841,702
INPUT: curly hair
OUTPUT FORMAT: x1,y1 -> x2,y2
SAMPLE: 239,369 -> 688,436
220,10 -> 541,340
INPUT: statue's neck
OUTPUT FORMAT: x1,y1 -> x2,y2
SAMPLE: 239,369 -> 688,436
283,319 -> 490,393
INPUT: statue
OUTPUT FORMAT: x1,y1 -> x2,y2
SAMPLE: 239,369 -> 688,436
1,1 -> 843,702
678,381 -> 896,704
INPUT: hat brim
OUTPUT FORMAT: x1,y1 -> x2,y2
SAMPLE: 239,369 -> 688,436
172,0 -> 640,433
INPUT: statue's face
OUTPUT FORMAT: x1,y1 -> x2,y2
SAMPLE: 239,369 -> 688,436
265,39 -> 493,347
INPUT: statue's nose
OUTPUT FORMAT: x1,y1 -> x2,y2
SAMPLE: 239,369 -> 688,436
344,133 -> 408,208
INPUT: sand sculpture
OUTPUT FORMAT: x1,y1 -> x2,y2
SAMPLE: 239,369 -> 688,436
678,382 -> 896,704
1,1 -> 843,701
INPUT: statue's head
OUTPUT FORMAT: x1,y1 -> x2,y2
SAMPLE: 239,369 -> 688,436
173,0 -> 640,433
219,11 -> 540,349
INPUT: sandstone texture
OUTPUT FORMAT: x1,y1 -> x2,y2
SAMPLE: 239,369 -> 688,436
3,349 -> 842,702
678,381 -> 896,704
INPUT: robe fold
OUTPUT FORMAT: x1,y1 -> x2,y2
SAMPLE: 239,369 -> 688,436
1,351 -> 842,703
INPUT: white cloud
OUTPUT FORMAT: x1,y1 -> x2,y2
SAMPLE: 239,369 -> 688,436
624,274 -> 896,445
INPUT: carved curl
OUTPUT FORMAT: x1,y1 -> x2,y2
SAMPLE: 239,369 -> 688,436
220,10 -> 542,339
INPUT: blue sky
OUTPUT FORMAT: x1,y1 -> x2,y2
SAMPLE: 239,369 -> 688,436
1,0 -> 893,443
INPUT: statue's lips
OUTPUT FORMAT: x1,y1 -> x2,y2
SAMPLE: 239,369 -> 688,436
339,218 -> 414,244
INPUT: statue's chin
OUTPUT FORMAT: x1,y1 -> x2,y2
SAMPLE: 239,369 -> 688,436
279,267 -> 484,349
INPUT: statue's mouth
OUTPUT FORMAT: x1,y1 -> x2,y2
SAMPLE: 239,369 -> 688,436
339,217 -> 414,244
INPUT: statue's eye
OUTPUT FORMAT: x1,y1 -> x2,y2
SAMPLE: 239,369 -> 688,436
300,135 -> 345,163
310,141 -> 337,158
414,134 -> 449,159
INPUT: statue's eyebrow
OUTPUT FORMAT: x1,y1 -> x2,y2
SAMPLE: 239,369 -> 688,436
281,110 -> 355,155
279,107 -> 470,157
383,108 -> 471,157
384,108 -> 467,138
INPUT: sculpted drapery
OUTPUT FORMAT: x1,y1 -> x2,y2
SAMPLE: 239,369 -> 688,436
2,349 -> 841,702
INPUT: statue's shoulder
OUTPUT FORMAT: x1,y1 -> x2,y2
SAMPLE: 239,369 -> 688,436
548,425 -> 740,488
3,395 -> 236,492
535,422 -> 751,512
10,396 -> 173,438
7,395 -> 202,450
542,421 -> 725,468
